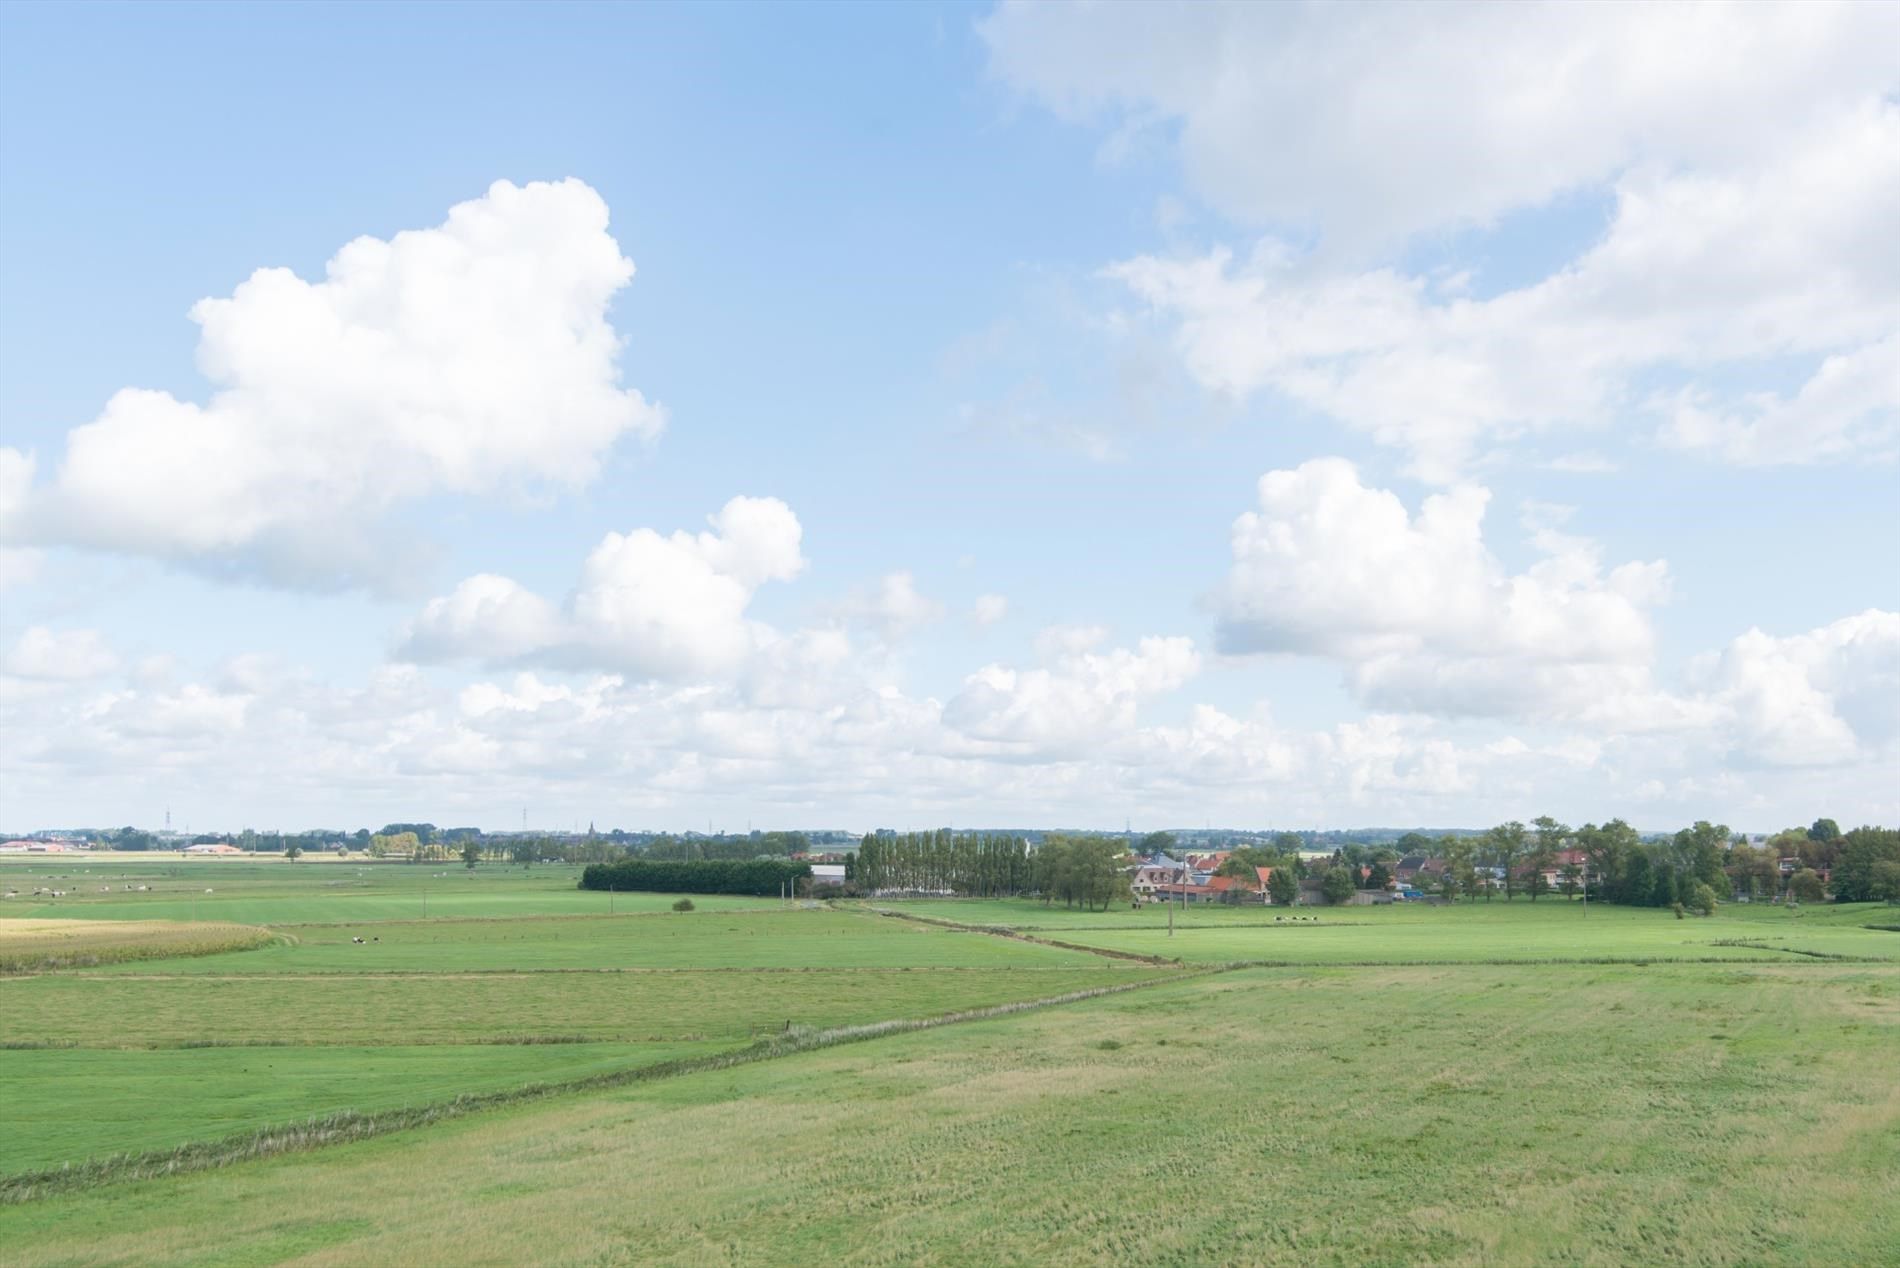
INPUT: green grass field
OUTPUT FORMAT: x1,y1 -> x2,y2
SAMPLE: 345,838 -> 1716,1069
0,857 -> 771,924
3,857 -> 1896,1264
2,962 -> 1894,1265
0,864 -> 1153,1176
870,896 -> 1900,964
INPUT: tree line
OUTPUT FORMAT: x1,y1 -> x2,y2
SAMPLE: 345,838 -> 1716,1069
578,859 -> 812,896
850,831 -> 1131,909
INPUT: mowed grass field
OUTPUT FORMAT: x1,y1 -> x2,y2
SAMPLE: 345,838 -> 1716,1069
0,859 -> 1159,1176
0,857 -> 770,924
2,962 -> 1894,1266
3,857 -> 1898,1264
869,896 -> 1900,965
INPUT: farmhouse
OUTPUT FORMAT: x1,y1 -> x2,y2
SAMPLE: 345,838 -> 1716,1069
183,843 -> 244,856
1131,857 -> 1186,898
0,839 -> 84,853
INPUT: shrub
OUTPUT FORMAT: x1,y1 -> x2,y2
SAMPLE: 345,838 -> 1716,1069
672,898 -> 695,912
1686,882 -> 1719,917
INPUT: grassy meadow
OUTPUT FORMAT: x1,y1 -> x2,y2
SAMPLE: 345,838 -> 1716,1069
2,854 -> 1897,1264
869,895 -> 1900,965
2,962 -> 1894,1266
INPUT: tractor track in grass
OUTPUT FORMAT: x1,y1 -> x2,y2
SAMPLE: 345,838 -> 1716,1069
42,964 -> 1170,982
864,906 -> 1183,965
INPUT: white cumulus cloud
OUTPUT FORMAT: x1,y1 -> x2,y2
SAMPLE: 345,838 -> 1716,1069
1216,459 -> 1669,719
400,496 -> 806,680
2,626 -> 120,681
944,633 -> 1200,756
0,179 -> 663,590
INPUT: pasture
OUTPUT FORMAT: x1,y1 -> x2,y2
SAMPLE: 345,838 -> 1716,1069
869,895 -> 1900,964
2,855 -> 1896,1265
2,961 -> 1895,1265
0,858 -> 1157,1177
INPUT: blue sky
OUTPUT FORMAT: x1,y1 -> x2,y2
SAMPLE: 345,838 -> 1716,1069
2,1 -> 1895,834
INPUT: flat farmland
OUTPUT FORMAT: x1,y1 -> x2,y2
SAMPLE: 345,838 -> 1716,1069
5,859 -> 1896,1266
3,962 -> 1894,1266
0,858 -> 773,925
1,965 -> 1159,1049
0,918 -> 273,972
0,873 -> 1157,1178
872,897 -> 1900,965
83,909 -> 1116,974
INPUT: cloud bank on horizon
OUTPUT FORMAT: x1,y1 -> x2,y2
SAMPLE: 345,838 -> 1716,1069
1,2 -> 1895,831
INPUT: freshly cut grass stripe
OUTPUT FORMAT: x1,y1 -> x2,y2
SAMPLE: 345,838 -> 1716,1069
3,966 -> 1167,1050
0,920 -> 272,974
0,969 -> 1209,1203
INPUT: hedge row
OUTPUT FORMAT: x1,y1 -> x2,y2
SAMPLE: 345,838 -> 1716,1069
578,859 -> 812,896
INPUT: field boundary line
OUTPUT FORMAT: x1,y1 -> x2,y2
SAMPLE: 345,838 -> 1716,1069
864,906 -> 1182,965
0,965 -> 1220,1203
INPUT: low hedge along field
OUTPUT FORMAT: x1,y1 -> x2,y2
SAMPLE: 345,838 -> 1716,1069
579,858 -> 811,896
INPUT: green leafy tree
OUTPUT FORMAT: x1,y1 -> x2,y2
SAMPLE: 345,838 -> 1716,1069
1267,866 -> 1297,907
462,841 -> 481,869
1672,821 -> 1731,889
1686,881 -> 1719,917
1320,867 -> 1355,905
1789,869 -> 1827,903
1808,818 -> 1841,843
1829,827 -> 1900,902
283,841 -> 302,862
1365,861 -> 1392,891
1527,816 -> 1569,902
1486,821 -> 1528,900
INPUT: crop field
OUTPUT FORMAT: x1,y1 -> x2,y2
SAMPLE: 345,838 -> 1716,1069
0,918 -> 274,973
2,857 -> 1897,1265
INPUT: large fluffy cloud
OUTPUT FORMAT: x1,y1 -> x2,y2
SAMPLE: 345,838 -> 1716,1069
0,179 -> 663,589
983,1 -> 1898,248
1693,610 -> 1900,768
944,629 -> 1200,757
1216,459 -> 1669,718
400,496 -> 806,679
986,3 -> 1900,477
